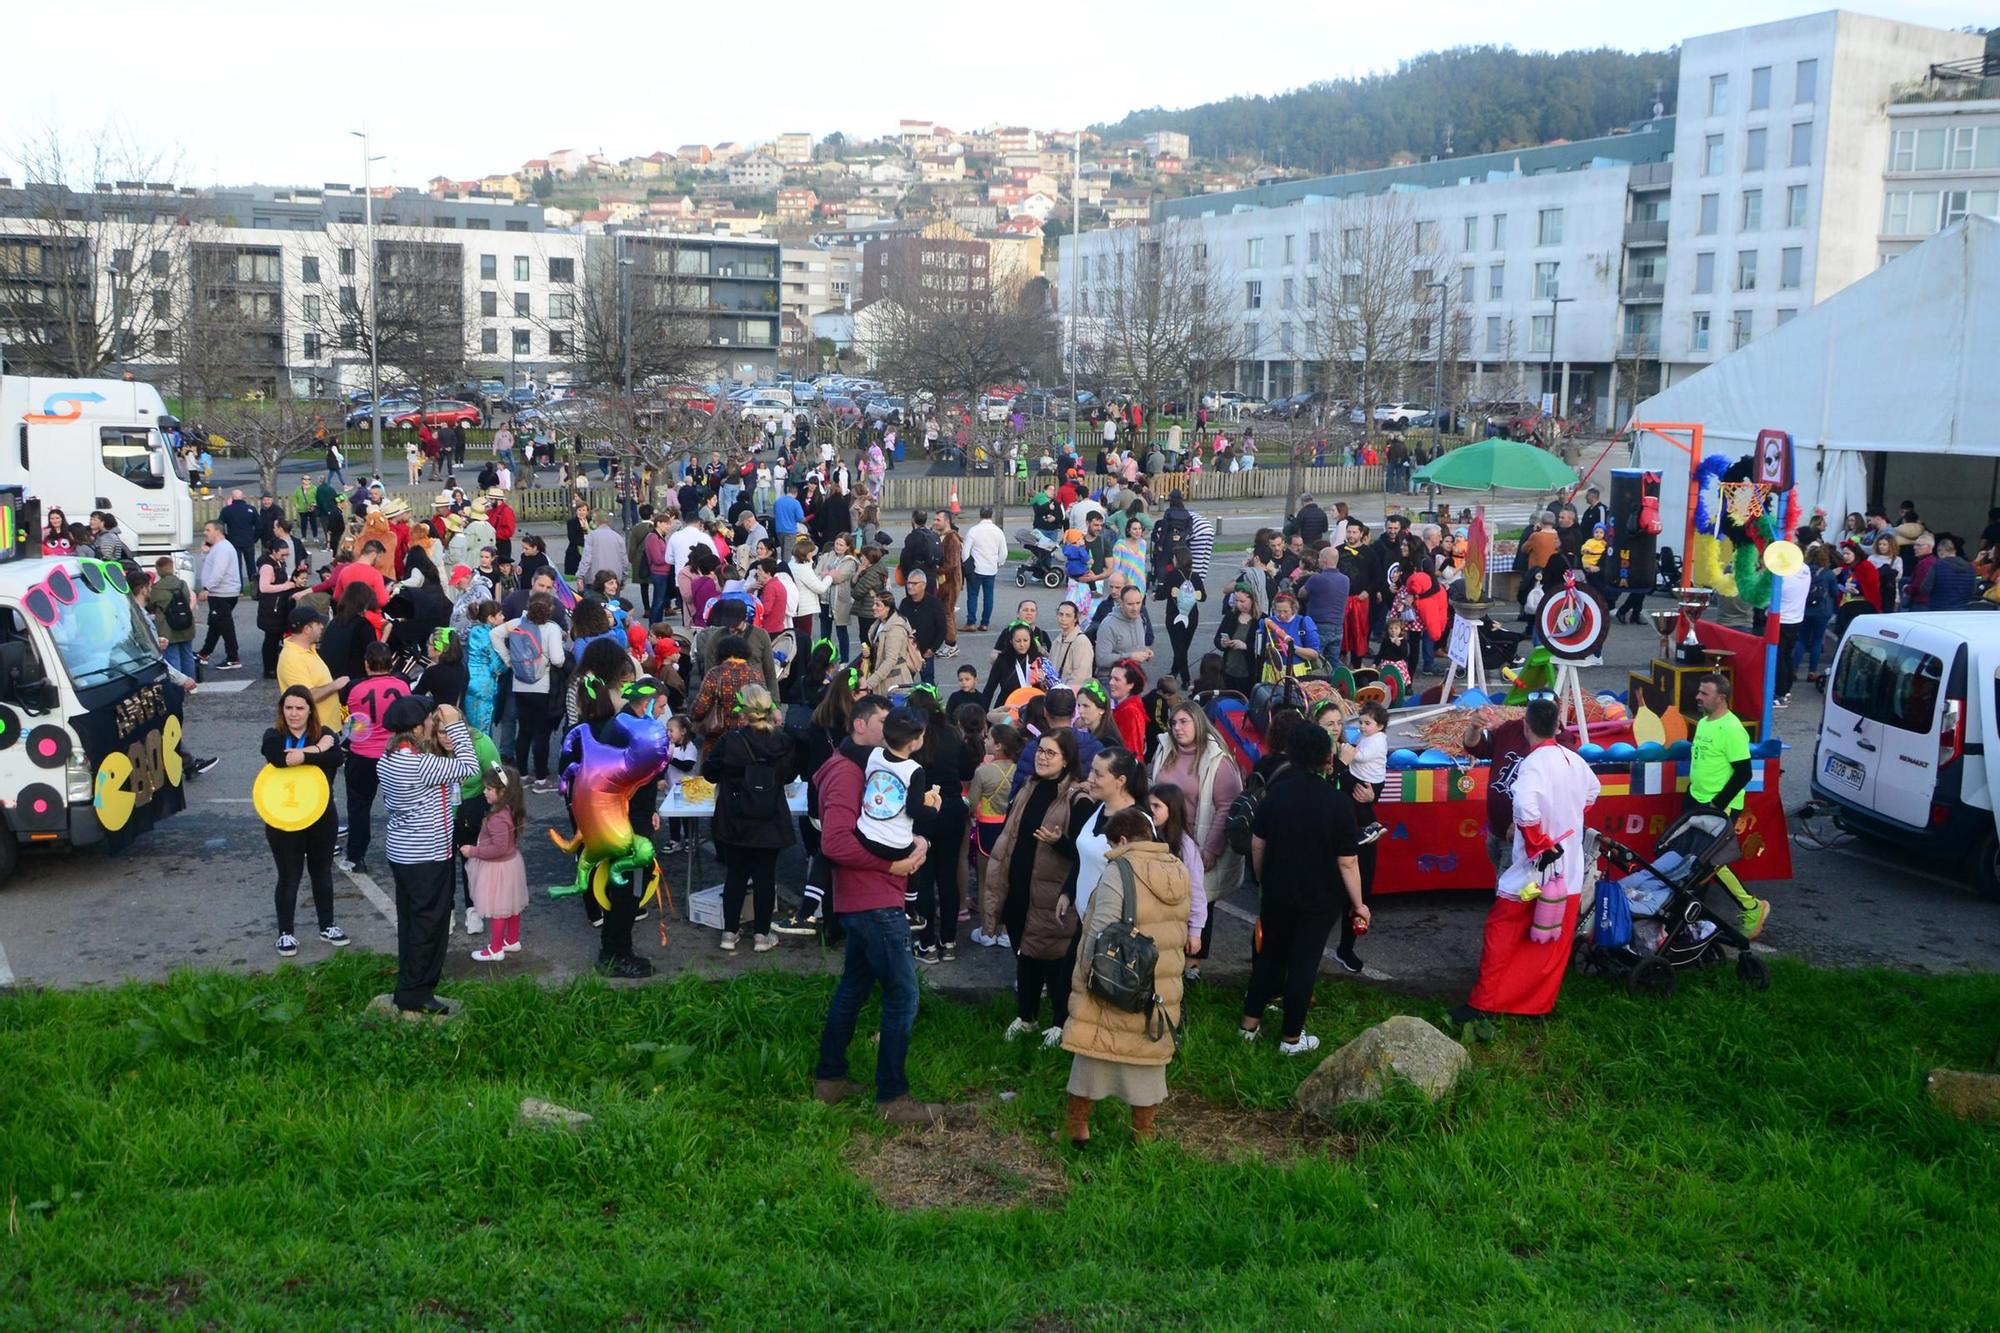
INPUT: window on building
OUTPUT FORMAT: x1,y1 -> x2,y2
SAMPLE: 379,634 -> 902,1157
480,291 -> 497,318
151,291 -> 170,318
1775,308 -> 1798,328
1244,280 -> 1261,310
1307,231 -> 1321,262
1741,189 -> 1762,231
1942,190 -> 1973,228
338,247 -> 355,276
1341,228 -> 1359,260
1795,58 -> 1817,105
1751,65 -> 1772,111
1789,123 -> 1811,168
1732,309 -> 1753,349
1280,324 -> 1294,354
1709,74 -> 1728,116
1695,251 -> 1716,294
303,332 -> 321,359
1530,314 -> 1552,354
1691,312 -> 1711,352
1736,250 -> 1758,290
1245,237 -> 1263,266
1535,208 -> 1564,246
1486,315 -> 1503,353
1787,184 -> 1809,229
1780,246 -> 1802,290
1411,267 -> 1433,296
303,294 -> 321,323
549,256 -> 575,283
1979,128 -> 2000,170
1488,263 -> 1504,299
512,329 -> 530,354
1415,220 -> 1437,253
149,249 -> 169,277
153,329 -> 174,356
550,292 -> 574,320
1459,265 -> 1474,299
1463,215 -> 1477,249
550,329 -> 571,354
1341,273 -> 1360,304
1282,234 -> 1294,264
513,292 -> 529,317
1491,213 -> 1506,247
1533,261 -> 1559,299
513,256 -> 530,282
1242,322 -> 1259,355
1413,317 -> 1431,352
479,254 -> 496,280
1304,275 -> 1317,308
1745,128 -> 1767,172
481,329 -> 498,354
1280,277 -> 1293,309
1699,194 -> 1720,235
301,256 -> 320,284
1704,135 -> 1724,176
1948,126 -> 1977,171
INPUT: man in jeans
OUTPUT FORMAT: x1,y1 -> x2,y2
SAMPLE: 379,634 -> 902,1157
194,520 -> 243,669
962,506 -> 1006,632
812,696 -> 943,1125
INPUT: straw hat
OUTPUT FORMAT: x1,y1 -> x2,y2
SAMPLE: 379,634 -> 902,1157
468,501 -> 489,520
432,491 -> 454,509
382,497 -> 410,519
483,487 -> 505,503
1893,521 -> 1928,547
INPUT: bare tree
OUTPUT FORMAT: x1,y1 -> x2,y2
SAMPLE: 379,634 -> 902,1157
862,240 -> 1054,409
527,236 -> 716,389
1308,193 -> 1436,439
0,128 -> 208,379
1073,220 -> 1241,414
288,226 -> 469,411
202,395 -> 326,495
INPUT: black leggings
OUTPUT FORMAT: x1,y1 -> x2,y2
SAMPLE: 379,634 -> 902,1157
917,800 -> 967,947
268,815 -> 337,935
1166,606 -> 1200,682
513,691 -> 554,778
722,844 -> 780,936
1243,901 -> 1338,1040
1016,932 -> 1077,1026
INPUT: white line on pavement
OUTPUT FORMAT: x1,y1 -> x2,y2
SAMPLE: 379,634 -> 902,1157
1214,899 -> 1395,981
0,940 -> 13,986
205,798 -> 254,803
194,679 -> 256,694
339,862 -> 397,923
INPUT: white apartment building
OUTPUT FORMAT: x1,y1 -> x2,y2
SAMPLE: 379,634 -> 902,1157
779,243 -> 861,323
1144,131 -> 1191,161
774,133 -> 815,165
1659,11 -> 1981,382
1061,11 -> 1992,424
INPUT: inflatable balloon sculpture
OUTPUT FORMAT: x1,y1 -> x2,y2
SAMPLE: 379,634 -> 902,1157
548,678 -> 672,911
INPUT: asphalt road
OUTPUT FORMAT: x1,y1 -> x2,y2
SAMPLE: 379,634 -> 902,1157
1,518 -> 1995,1003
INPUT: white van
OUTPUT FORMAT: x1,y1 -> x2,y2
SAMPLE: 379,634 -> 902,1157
1811,612 -> 1996,895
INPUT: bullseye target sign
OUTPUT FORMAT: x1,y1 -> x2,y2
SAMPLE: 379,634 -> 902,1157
1538,585 -> 1610,663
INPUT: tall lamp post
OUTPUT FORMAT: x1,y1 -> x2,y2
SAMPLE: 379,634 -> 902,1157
619,239 -> 635,398
1066,131 -> 1080,460
350,126 -> 386,477
1425,278 -> 1448,448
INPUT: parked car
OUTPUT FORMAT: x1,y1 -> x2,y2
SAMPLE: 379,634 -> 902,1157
504,387 -> 540,412
344,398 -> 417,428
387,400 -> 482,429
1348,401 -> 1434,429
863,395 -> 907,424
656,384 -> 716,415
979,394 -> 1013,423
740,394 -> 793,424
820,395 -> 862,425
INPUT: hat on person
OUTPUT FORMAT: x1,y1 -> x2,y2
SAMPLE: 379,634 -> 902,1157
381,694 -> 436,733
483,487 -> 505,502
1168,489 -> 1185,504
442,513 -> 464,532
1894,521 -> 1927,547
449,564 -> 473,585
432,491 -> 454,509
1592,523 -> 1607,535
286,605 -> 326,632
382,497 -> 410,519
468,501 -> 489,519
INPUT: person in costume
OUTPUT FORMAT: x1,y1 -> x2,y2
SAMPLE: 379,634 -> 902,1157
260,685 -> 348,959
463,765 -> 529,963
379,695 -> 480,1015
1451,699 -> 1599,1023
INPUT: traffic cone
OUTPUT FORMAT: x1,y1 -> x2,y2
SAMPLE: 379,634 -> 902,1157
948,485 -> 960,515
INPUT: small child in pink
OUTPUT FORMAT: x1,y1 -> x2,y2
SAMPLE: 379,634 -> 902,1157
464,765 -> 529,961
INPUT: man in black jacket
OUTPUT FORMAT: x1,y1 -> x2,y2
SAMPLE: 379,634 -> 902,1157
1292,493 -> 1329,547
810,485 -> 854,550
898,510 -> 941,586
899,570 -> 947,683
220,490 -> 260,583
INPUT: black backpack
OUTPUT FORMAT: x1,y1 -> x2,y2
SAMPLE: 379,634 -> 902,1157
1224,760 -> 1289,856
163,585 -> 195,633
1084,858 -> 1180,1044
729,731 -> 783,821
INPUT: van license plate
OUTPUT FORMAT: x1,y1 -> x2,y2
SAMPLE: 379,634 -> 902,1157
1823,753 -> 1864,792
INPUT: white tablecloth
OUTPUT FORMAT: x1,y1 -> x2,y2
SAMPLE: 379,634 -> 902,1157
658,783 -> 809,819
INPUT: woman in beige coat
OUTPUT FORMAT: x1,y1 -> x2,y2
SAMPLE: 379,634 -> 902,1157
1060,806 -> 1189,1146
856,591 -> 917,695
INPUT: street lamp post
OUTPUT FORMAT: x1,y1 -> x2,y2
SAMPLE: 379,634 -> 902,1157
1545,293 -> 1575,457
1425,279 -> 1447,447
351,127 -> 387,477
1066,132 -> 1080,461
619,241 -> 635,398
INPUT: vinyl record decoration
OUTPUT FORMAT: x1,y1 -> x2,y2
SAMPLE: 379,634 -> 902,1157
0,703 -> 18,751
1536,582 -> 1610,663
24,724 -> 72,769
14,782 -> 65,832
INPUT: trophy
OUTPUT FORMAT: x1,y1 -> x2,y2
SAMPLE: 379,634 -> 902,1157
1648,609 -> 1680,660
1675,587 -> 1714,664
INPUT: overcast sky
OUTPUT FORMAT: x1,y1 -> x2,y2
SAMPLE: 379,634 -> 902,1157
8,0 -> 1989,187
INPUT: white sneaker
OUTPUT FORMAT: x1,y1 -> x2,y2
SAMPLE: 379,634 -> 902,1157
753,933 -> 776,953
1239,1025 -> 1260,1042
1278,1034 -> 1321,1057
968,927 -> 1001,947
465,907 -> 484,935
719,931 -> 738,952
471,947 -> 506,963
1003,1017 -> 1037,1042
502,939 -> 522,953
1041,1025 -> 1064,1048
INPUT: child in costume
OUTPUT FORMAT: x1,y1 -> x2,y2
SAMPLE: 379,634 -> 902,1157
464,765 -> 529,962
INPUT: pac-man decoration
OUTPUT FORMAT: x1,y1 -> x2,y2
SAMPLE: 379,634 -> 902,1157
25,725 -> 71,770
252,764 -> 330,832
93,751 -> 136,832
161,716 -> 184,788
1631,705 -> 1667,747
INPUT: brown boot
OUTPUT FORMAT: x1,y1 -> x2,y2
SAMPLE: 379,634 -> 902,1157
813,1078 -> 863,1106
1130,1103 -> 1159,1143
1062,1094 -> 1094,1146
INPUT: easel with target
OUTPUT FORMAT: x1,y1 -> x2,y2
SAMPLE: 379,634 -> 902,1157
1536,570 -> 1610,743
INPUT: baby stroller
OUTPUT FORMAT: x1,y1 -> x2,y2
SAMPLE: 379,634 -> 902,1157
1476,616 -> 1526,668
1579,808 -> 1770,997
1011,528 -> 1065,588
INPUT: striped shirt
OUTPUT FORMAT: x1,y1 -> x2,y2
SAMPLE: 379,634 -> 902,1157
380,721 -> 479,864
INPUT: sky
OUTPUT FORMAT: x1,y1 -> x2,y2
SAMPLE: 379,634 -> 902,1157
6,0 -> 1990,188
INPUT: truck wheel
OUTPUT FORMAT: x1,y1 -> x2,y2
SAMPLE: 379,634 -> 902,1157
0,824 -> 16,889
1972,831 -> 2000,901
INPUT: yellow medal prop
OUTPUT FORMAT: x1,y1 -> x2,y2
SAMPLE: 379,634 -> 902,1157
253,763 -> 330,832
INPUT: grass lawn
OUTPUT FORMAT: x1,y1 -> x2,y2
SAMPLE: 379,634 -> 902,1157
2,953 -> 1996,1330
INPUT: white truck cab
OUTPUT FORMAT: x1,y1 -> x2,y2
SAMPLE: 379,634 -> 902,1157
1811,612 -> 1996,896
0,487 -> 186,883
0,374 -> 194,567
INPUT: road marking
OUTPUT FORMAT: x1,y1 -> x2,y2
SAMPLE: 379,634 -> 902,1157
0,940 -> 13,986
205,798 -> 254,803
1213,899 -> 1395,981
194,679 -> 256,694
339,861 -> 397,923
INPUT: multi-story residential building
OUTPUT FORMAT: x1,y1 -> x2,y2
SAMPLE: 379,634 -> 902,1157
775,188 -> 820,226
1144,131 -> 1192,161
775,133 -> 815,165
1877,96 -> 2000,264
1659,11 -> 1981,382
780,244 -> 862,323
727,157 -> 784,190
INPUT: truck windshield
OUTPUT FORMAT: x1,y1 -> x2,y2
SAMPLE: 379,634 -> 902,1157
101,427 -> 182,489
35,561 -> 162,691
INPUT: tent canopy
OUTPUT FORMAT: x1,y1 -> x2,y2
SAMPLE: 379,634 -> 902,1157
1629,215 -> 2000,542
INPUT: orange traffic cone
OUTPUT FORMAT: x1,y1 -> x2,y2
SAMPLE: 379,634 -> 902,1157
948,485 -> 960,515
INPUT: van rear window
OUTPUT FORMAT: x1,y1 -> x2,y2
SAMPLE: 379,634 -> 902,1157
1832,635 -> 1943,733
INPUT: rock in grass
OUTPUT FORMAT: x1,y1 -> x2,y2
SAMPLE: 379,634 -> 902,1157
364,994 -> 463,1024
1926,1068 -> 2000,1122
517,1098 -> 593,1130
1293,1015 -> 1468,1119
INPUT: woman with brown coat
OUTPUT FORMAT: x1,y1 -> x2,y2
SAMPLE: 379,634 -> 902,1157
1060,806 -> 1189,1145
980,728 -> 1083,1046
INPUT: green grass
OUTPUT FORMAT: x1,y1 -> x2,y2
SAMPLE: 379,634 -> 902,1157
1,955 -> 1996,1330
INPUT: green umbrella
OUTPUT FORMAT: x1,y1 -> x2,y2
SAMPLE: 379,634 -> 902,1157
1412,439 -> 1580,491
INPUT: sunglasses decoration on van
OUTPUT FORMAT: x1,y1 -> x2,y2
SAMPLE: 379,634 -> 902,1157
77,557 -> 129,596
22,566 -> 78,627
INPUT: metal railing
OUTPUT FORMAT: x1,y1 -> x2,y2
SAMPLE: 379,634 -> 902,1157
1623,219 -> 1669,245
1620,281 -> 1666,301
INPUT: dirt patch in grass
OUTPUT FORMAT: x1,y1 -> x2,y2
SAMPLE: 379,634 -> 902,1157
847,1116 -> 1070,1212
126,1275 -> 204,1316
1158,1094 -> 1356,1163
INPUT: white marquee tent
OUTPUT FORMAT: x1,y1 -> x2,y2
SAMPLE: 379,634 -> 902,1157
1630,214 -> 2000,545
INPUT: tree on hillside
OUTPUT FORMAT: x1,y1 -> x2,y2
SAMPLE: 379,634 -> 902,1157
1074,220 -> 1241,413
